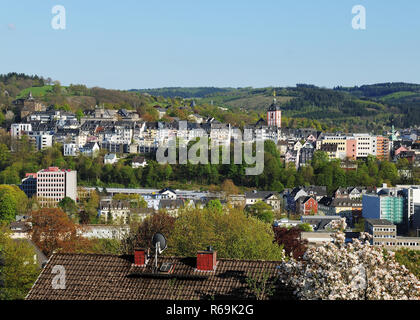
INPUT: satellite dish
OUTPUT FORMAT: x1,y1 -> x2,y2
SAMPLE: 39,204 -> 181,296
151,233 -> 167,271
152,233 -> 167,254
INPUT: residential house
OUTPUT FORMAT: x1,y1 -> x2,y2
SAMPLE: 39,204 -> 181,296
80,142 -> 100,157
98,199 -> 131,224
26,247 -> 290,300
131,156 -> 147,168
63,143 -> 79,157
104,153 -> 119,165
301,215 -> 343,231
159,188 -> 177,199
245,191 -> 281,212
296,196 -> 318,216
158,199 -> 185,216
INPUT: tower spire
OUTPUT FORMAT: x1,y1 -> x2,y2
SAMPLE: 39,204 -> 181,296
273,89 -> 276,103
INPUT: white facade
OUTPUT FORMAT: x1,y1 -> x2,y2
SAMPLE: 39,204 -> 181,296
36,167 -> 77,207
64,143 -> 79,157
34,134 -> 53,150
354,134 -> 375,158
104,153 -> 118,165
11,123 -> 32,138
79,225 -> 130,240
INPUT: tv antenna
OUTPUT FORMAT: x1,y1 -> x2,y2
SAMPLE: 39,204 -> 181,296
151,233 -> 167,270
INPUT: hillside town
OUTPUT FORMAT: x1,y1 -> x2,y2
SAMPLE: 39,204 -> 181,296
0,86 -> 418,303
8,95 -> 420,243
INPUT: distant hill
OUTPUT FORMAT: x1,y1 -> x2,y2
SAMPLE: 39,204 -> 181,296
132,87 -> 235,98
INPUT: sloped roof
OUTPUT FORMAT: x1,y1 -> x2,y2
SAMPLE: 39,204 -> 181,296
244,191 -> 279,200
159,199 -> 184,209
26,253 -> 290,300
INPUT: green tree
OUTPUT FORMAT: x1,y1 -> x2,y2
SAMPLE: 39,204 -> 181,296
246,201 -> 274,224
167,208 -> 283,261
205,199 -> 223,213
0,228 -> 40,300
58,197 -> 79,220
0,185 -> 28,223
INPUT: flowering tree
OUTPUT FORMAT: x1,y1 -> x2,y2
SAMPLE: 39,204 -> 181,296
277,219 -> 420,300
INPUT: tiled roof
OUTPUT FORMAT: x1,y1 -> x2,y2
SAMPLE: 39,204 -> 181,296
26,253 -> 290,300
365,219 -> 395,226
244,191 -> 279,200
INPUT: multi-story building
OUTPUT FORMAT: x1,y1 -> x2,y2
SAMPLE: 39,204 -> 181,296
11,123 -> 32,138
36,167 -> 77,207
98,199 -> 131,224
245,191 -> 281,212
346,137 -> 357,160
354,133 -> 375,158
375,136 -> 390,160
296,196 -> 318,216
365,219 -> 420,250
19,173 -> 37,198
63,143 -> 79,156
362,191 -> 405,227
365,219 -> 397,246
318,134 -> 347,159
34,134 -> 53,150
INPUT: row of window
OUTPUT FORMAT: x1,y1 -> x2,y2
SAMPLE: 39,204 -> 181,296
38,183 -> 65,188
374,242 -> 420,246
39,193 -> 64,198
374,235 -> 395,238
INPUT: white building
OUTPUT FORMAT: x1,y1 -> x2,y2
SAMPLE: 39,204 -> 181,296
34,134 -> 53,150
36,167 -> 77,207
78,225 -> 130,240
104,153 -> 119,165
354,133 -> 375,158
11,123 -> 32,138
98,199 -> 131,224
64,143 -> 79,157
131,156 -> 147,168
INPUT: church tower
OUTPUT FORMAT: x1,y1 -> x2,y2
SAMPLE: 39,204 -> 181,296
267,90 -> 282,128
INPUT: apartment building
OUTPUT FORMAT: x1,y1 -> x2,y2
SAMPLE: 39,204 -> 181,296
11,123 -> 32,138
63,143 -> 79,156
36,167 -> 77,207
316,133 -> 388,160
34,134 -> 53,150
375,136 -> 390,160
318,134 -> 348,159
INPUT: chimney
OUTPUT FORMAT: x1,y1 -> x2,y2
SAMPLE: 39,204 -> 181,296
134,248 -> 148,266
197,246 -> 217,271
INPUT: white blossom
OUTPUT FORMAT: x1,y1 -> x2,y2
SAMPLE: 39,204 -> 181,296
277,218 -> 420,300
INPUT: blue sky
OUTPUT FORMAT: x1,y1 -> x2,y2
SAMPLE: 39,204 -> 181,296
0,0 -> 419,89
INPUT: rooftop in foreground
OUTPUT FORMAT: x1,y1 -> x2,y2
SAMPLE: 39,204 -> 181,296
26,252 -> 292,300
